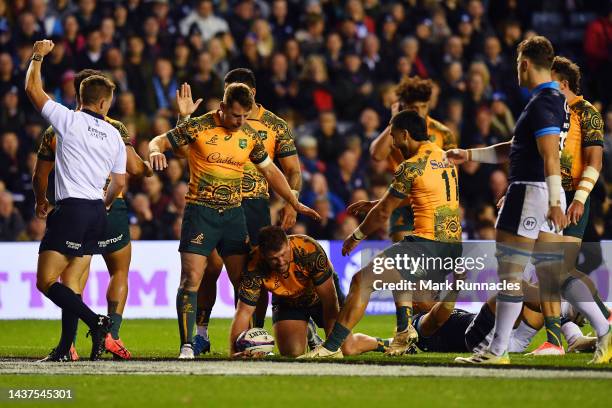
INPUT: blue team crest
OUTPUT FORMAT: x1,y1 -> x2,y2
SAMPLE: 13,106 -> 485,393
239,139 -> 247,149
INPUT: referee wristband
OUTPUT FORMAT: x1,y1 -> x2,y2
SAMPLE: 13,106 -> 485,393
352,227 -> 366,241
546,175 -> 562,207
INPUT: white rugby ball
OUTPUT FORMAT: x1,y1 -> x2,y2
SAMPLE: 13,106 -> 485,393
235,328 -> 275,353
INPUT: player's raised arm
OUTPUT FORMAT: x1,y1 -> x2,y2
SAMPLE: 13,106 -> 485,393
25,40 -> 54,112
445,140 -> 512,165
369,125 -> 394,161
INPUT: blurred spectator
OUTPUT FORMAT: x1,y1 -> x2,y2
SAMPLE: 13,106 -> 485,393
117,92 -> 149,139
142,173 -> 172,220
17,216 -> 45,241
297,135 -> 325,181
129,193 -> 162,240
0,86 -> 25,133
304,195 -> 337,240
0,191 -> 25,241
327,149 -> 366,205
296,55 -> 333,120
334,48 -> 372,120
148,58 -> 178,116
190,51 -> 224,112
75,27 -> 105,71
179,0 -> 229,42
490,92 -> 515,141
314,110 -> 344,163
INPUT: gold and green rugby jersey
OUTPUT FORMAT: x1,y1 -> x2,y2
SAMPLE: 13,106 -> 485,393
242,105 -> 297,200
37,115 -> 131,198
389,142 -> 461,242
239,234 -> 333,308
166,110 -> 268,209
560,96 -> 604,191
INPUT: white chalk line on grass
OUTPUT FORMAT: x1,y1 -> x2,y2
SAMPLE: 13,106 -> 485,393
1,360 -> 612,379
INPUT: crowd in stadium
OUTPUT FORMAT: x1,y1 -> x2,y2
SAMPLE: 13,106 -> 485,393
0,0 -> 611,243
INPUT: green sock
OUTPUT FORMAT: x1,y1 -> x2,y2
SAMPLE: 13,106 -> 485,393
177,289 -> 197,345
396,306 -> 413,332
109,313 -> 122,340
375,337 -> 390,352
544,316 -> 563,347
322,322 -> 350,352
593,292 -> 611,320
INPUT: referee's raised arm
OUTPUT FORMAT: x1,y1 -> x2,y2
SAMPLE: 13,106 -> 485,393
25,40 -> 54,112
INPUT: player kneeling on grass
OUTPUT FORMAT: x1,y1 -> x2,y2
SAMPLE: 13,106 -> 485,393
229,226 -> 389,358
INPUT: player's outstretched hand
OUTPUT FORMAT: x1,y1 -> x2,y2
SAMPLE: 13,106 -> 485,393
149,152 -> 167,171
444,149 -> 469,165
566,200 -> 584,226
280,203 -> 297,230
342,234 -> 360,256
35,199 -> 50,219
176,82 -> 202,118
496,194 -> 505,209
547,206 -> 568,233
347,200 -> 378,216
143,160 -> 154,177
295,202 -> 320,221
33,39 -> 54,56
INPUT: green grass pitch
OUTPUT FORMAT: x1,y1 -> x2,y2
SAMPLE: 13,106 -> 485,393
1,315 -> 611,407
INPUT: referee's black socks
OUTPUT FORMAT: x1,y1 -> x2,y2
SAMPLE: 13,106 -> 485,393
57,294 -> 81,353
46,283 -> 99,329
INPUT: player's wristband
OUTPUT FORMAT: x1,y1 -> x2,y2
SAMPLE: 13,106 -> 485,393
546,175 -> 562,207
573,166 -> 599,204
352,227 -> 366,241
468,147 -> 498,163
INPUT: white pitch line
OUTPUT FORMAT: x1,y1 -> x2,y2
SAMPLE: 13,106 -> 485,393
1,361 -> 612,379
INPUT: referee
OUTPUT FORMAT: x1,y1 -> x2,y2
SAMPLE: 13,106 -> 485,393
25,39 -> 127,361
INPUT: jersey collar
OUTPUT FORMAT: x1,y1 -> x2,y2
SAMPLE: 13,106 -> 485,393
248,104 -> 265,122
569,95 -> 583,107
531,81 -> 559,95
81,109 -> 104,120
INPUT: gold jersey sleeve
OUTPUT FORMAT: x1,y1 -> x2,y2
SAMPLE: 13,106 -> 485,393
560,96 -> 604,191
389,143 -> 461,242
242,107 -> 297,200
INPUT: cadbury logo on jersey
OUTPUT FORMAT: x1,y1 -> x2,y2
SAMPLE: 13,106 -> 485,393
206,152 -> 242,167
429,159 -> 453,170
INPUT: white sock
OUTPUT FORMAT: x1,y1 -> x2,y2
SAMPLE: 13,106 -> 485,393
561,322 -> 583,345
196,325 -> 209,340
562,277 -> 610,338
489,294 -> 524,356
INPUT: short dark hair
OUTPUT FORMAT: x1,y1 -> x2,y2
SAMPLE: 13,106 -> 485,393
552,56 -> 581,94
224,68 -> 256,89
390,110 -> 428,141
80,75 -> 116,106
258,226 -> 289,254
223,82 -> 254,109
517,35 -> 554,70
74,69 -> 103,101
395,76 -> 433,105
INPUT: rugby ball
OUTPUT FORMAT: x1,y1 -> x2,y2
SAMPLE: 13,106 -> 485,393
235,328 -> 275,353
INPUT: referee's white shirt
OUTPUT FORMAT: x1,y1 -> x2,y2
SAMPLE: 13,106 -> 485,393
41,100 -> 127,201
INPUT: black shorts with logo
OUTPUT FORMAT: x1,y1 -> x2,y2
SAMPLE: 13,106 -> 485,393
39,198 -> 107,257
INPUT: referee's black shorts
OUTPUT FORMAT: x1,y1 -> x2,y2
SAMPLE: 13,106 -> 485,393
39,198 -> 107,257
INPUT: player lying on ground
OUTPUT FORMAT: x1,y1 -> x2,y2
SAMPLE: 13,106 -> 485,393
34,69 -> 152,361
409,280 -> 597,354
229,226 -> 390,358
299,110 -> 462,359
148,83 -> 320,359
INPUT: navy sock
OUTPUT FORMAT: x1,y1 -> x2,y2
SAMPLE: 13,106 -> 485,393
46,283 -> 98,329
322,322 -> 350,352
58,305 -> 79,353
109,313 -> 122,340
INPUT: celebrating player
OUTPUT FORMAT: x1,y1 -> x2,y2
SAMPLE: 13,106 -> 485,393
34,69 -> 153,361
148,83 -> 319,359
25,39 -> 126,361
229,226 -> 389,357
299,110 -> 462,359
447,36 -> 570,364
527,56 -> 611,362
174,69 -> 303,356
